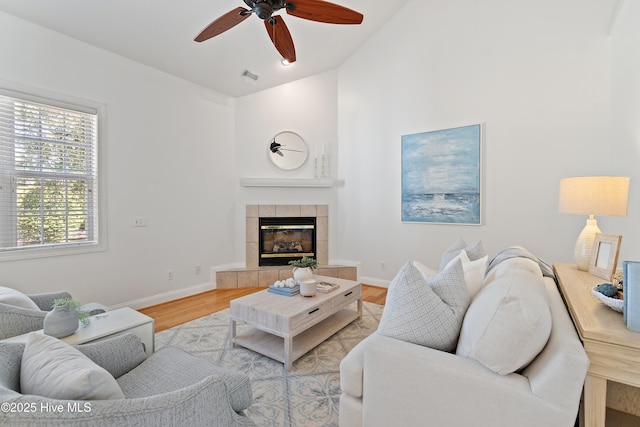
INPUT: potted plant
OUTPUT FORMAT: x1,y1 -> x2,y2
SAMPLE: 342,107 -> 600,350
43,298 -> 91,338
289,256 -> 318,282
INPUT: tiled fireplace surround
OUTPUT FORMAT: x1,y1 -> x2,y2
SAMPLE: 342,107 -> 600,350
215,204 -> 357,288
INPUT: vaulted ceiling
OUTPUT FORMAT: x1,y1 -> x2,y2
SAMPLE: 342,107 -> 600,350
0,0 -> 408,97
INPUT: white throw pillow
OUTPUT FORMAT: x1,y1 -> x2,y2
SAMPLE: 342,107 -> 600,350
456,269 -> 551,375
444,251 -> 489,299
378,260 -> 470,352
20,333 -> 125,400
412,260 -> 438,279
439,238 -> 486,271
0,286 -> 40,310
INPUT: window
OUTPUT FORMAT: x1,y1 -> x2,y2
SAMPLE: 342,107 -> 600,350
0,89 -> 100,257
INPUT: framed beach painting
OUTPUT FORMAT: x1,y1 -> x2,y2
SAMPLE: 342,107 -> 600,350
402,124 -> 482,224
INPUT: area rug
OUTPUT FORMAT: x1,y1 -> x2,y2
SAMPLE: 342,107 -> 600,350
155,301 -> 384,427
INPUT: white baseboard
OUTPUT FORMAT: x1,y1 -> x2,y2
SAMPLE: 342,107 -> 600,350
111,281 -> 215,310
330,259 -> 390,288
359,276 -> 391,288
112,261 -> 390,310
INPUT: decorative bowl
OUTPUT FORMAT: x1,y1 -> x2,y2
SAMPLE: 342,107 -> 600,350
591,286 -> 624,313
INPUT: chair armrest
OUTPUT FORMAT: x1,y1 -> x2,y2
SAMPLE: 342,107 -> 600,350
117,346 -> 252,413
0,376 -> 255,427
0,304 -> 47,340
339,333 -> 370,397
75,333 -> 147,379
27,291 -> 73,311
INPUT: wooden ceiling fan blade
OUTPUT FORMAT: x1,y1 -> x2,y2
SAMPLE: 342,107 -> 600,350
286,0 -> 363,24
194,7 -> 251,42
264,17 -> 296,63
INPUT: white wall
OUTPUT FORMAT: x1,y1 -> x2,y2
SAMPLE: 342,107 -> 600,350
1,0 -> 635,305
337,0 -> 619,284
0,12 -> 237,307
234,71 -> 341,265
611,0 -> 640,264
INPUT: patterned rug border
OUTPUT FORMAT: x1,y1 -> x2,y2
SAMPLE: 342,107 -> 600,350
155,301 -> 384,426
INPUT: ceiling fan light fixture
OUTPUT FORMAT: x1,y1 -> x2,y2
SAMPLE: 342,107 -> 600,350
196,0 -> 364,61
281,58 -> 292,66
254,2 -> 274,19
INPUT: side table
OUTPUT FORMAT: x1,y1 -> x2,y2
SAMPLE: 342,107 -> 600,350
1,307 -> 155,356
554,262 -> 640,427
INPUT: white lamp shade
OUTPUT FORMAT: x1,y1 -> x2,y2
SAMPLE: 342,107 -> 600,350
559,176 -> 630,216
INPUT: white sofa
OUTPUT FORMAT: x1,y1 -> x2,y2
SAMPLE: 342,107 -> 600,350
339,254 -> 589,427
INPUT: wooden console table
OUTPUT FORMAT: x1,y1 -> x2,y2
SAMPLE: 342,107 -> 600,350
554,262 -> 640,427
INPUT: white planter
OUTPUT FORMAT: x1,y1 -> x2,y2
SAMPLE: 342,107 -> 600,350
293,267 -> 313,283
43,306 -> 79,338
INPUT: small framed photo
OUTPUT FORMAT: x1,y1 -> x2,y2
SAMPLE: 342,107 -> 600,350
589,233 -> 622,281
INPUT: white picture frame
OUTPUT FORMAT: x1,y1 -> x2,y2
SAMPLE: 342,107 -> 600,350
589,233 -> 622,281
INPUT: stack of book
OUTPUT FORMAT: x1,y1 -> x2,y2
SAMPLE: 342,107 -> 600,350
268,284 -> 300,297
624,261 -> 640,331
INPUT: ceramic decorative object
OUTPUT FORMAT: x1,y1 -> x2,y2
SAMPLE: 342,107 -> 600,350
293,267 -> 313,283
591,286 -> 624,313
43,305 -> 79,338
289,256 -> 318,284
300,279 -> 317,297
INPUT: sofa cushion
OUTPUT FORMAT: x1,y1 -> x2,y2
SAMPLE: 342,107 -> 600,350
20,332 -> 125,400
0,286 -> 40,310
456,268 -> 552,375
439,238 -> 486,271
412,260 -> 438,278
444,251 -> 488,299
414,252 -> 488,299
377,260 -> 470,352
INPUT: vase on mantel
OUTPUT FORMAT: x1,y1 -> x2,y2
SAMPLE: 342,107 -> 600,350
43,305 -> 79,338
293,267 -> 313,283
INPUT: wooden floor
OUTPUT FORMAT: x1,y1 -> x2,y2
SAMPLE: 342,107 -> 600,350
139,284 -> 387,332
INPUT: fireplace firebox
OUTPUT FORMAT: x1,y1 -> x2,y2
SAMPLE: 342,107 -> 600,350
259,217 -> 316,266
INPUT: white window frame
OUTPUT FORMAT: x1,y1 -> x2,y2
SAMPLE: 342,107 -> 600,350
0,82 -> 107,262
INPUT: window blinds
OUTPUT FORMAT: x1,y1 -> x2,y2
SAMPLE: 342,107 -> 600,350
0,91 -> 98,252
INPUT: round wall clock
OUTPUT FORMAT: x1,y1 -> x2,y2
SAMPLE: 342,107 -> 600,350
267,131 -> 309,171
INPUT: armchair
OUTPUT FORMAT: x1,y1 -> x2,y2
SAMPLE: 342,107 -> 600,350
0,333 -> 255,426
0,289 -> 107,340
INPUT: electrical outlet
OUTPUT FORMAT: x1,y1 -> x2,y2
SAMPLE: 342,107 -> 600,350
380,261 -> 386,271
167,269 -> 174,280
195,265 -> 202,275
133,217 -> 149,227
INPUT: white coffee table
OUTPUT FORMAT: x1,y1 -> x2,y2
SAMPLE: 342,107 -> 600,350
2,307 -> 155,356
229,275 -> 362,370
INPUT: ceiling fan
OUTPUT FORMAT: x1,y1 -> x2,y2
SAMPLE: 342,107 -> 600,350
194,0 -> 364,63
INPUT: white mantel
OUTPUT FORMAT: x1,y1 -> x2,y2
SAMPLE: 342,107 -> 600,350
240,178 -> 337,188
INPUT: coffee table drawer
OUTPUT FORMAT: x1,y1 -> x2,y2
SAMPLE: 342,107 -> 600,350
290,300 -> 334,332
333,286 -> 362,309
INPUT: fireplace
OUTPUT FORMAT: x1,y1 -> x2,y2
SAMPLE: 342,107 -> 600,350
245,204 -> 328,269
259,217 -> 316,266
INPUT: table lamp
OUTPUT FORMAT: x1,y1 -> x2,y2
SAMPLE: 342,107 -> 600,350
559,176 -> 630,270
